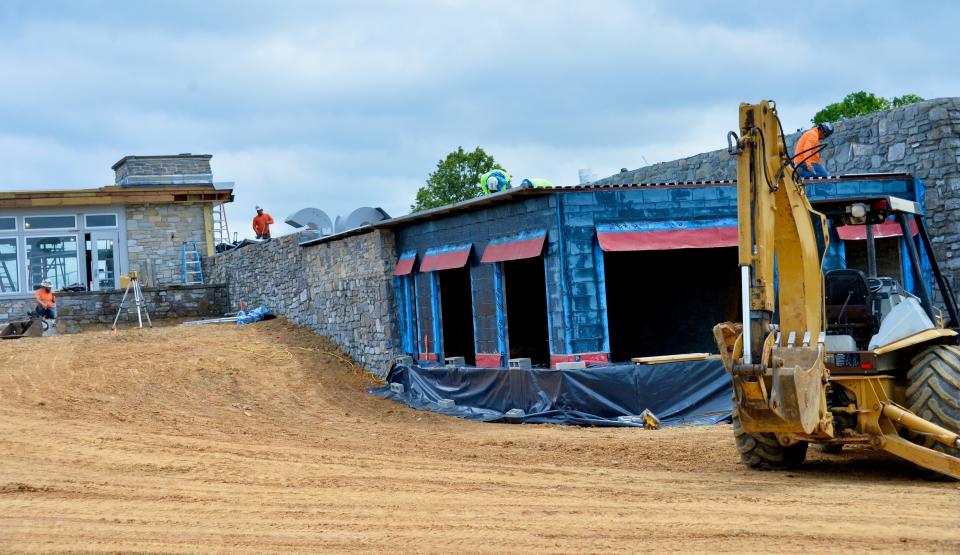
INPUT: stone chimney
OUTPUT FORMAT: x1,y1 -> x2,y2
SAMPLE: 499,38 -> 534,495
112,153 -> 213,186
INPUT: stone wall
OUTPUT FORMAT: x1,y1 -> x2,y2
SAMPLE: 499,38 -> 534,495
55,284 -> 227,333
0,298 -> 38,323
206,230 -> 400,376
125,203 -> 210,288
594,97 -> 960,285
113,154 -> 212,183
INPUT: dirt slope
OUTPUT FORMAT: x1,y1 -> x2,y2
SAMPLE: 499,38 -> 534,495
0,320 -> 957,553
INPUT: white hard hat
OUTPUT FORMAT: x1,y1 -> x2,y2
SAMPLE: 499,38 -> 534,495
486,176 -> 499,190
41,280 -> 52,288
255,205 -> 263,211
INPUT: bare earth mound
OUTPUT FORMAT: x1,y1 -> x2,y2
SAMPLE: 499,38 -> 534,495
1,320 -> 957,553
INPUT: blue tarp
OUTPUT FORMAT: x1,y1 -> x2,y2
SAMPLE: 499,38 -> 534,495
236,306 -> 273,325
370,359 -> 732,427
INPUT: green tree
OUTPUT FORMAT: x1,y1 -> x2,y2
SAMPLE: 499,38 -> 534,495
812,91 -> 925,125
892,94 -> 925,107
411,146 -> 498,212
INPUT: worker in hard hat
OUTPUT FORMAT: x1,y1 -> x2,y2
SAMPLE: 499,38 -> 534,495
521,178 -> 555,188
34,280 -> 56,320
794,122 -> 834,178
480,169 -> 512,195
252,205 -> 275,241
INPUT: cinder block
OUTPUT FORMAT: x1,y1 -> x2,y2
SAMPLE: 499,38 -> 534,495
437,398 -> 456,409
508,358 -> 532,370
556,361 -> 586,370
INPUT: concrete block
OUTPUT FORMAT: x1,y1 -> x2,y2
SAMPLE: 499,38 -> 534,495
508,358 -> 532,370
556,361 -> 586,370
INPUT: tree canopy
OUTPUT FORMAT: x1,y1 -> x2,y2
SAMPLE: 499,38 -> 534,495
812,91 -> 925,125
411,146 -> 498,212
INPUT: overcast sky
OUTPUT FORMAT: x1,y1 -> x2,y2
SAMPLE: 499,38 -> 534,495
1,0 -> 957,238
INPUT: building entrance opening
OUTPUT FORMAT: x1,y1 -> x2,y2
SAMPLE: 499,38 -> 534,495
604,247 -> 739,361
438,266 -> 476,365
503,257 -> 550,367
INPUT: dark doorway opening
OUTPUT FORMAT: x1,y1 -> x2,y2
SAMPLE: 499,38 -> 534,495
604,247 -> 739,361
438,266 -> 476,365
503,257 -> 550,367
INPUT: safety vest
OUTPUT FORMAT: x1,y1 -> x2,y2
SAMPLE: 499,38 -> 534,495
521,178 -> 555,188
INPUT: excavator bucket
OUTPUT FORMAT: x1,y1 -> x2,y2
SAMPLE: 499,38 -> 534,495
0,319 -> 44,339
738,345 -> 827,435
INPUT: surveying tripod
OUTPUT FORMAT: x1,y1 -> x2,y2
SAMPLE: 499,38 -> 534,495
111,271 -> 153,330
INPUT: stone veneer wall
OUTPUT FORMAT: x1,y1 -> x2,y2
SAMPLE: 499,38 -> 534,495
594,97 -> 960,287
206,230 -> 400,376
55,284 -> 227,333
125,203 -> 210,288
0,298 -> 38,323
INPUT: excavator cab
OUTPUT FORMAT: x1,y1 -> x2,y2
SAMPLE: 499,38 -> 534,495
824,268 -> 878,348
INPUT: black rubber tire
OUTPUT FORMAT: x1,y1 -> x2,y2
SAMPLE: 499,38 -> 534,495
733,411 -> 808,469
905,344 -> 960,457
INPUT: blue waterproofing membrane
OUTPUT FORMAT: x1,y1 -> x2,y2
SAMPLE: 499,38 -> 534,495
370,359 -> 732,427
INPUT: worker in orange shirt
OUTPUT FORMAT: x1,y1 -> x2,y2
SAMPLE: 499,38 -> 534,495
794,122 -> 834,178
34,280 -> 56,320
252,205 -> 274,241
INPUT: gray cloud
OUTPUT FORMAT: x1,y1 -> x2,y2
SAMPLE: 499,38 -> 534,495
0,0 -> 957,236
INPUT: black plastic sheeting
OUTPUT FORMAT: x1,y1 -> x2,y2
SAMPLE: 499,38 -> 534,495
370,359 -> 732,427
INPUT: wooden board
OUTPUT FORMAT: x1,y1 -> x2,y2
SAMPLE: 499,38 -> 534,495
632,353 -> 719,365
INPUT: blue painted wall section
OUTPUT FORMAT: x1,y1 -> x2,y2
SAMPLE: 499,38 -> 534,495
391,175 -> 924,362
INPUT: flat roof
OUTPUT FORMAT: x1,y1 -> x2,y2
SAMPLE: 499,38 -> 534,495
373,172 -> 915,229
0,184 -> 234,209
298,173 -> 915,247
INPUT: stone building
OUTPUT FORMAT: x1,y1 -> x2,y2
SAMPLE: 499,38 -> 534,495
207,97 -> 960,375
0,154 -> 233,324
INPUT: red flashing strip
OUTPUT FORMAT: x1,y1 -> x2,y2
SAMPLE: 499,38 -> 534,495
481,235 -> 546,263
597,227 -> 737,252
837,219 -> 918,241
419,353 -> 438,362
550,353 -> 610,368
475,353 -> 503,368
394,257 -> 415,276
420,247 -> 471,272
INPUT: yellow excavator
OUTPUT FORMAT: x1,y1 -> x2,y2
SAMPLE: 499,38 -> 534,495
714,100 -> 960,479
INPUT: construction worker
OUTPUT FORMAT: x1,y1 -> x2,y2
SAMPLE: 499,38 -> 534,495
521,178 -> 555,188
34,280 -> 55,320
252,205 -> 274,241
480,169 -> 512,195
794,122 -> 834,178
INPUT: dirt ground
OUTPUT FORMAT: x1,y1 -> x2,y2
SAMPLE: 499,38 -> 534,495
0,320 -> 957,553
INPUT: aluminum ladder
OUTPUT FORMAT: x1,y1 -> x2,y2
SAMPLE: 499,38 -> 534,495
212,202 -> 231,249
181,241 -> 205,285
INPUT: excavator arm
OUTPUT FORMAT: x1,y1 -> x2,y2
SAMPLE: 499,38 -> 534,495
718,100 -> 833,436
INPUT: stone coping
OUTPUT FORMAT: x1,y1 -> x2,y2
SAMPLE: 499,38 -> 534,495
58,283 -> 226,297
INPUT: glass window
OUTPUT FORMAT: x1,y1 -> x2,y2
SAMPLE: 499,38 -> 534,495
24,215 -> 77,230
95,238 -> 116,290
0,217 -> 14,231
26,235 -> 80,290
85,214 -> 118,228
0,238 -> 19,293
